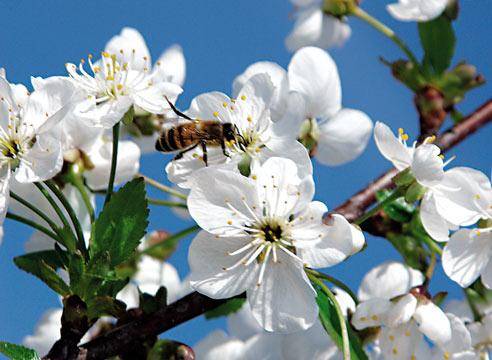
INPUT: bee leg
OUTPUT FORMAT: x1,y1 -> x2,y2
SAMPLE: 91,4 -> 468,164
201,141 -> 208,166
221,139 -> 230,158
173,143 -> 200,161
165,96 -> 194,121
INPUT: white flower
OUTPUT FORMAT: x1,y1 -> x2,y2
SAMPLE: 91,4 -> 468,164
166,73 -> 312,189
105,27 -> 186,152
468,313 -> 492,353
286,0 -> 351,51
83,136 -> 141,190
420,167 -> 490,242
65,49 -> 182,129
0,75 -> 78,228
387,0 -> 448,22
352,262 -> 452,358
187,157 -> 364,332
194,330 -> 247,360
117,248 -> 184,308
233,47 -> 373,166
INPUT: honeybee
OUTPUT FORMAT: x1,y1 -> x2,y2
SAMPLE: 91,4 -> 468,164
156,98 -> 244,165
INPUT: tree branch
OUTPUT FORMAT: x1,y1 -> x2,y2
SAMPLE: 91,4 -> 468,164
54,99 -> 492,360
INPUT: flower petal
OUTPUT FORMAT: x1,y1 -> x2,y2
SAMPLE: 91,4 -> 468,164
411,143 -> 444,187
189,231 -> 257,299
358,261 -> 424,301
385,294 -> 418,328
316,108 -> 373,166
194,330 -> 246,360
247,251 -> 317,333
413,301 -> 452,344
442,229 -> 492,288
288,46 -> 342,119
379,322 -> 425,360
420,191 -> 453,242
387,0 -> 447,22
373,122 -> 412,171
105,27 -> 151,71
352,298 -> 391,330
153,44 -> 186,87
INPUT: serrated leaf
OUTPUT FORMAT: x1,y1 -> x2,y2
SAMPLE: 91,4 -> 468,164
90,178 -> 149,267
316,287 -> 368,360
14,254 -> 70,296
205,298 -> 246,319
0,342 -> 40,360
418,15 -> 456,74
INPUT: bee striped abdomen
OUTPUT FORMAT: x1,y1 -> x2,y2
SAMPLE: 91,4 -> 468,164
156,124 -> 200,152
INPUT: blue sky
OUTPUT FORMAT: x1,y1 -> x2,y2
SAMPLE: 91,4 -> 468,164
0,0 -> 490,352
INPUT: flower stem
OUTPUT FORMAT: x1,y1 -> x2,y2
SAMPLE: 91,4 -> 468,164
10,191 -> 59,232
351,7 -> 420,65
140,224 -> 200,256
44,180 -> 87,258
34,182 -> 73,235
420,234 -> 443,256
306,268 -> 358,304
69,174 -> 95,223
6,212 -> 59,241
354,187 -> 404,225
308,272 -> 350,360
138,173 -> 187,201
105,122 -> 120,205
147,198 -> 187,208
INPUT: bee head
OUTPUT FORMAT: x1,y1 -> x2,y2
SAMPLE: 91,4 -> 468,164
223,123 -> 237,142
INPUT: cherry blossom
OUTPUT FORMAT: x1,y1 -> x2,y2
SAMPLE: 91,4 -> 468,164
387,0 -> 448,22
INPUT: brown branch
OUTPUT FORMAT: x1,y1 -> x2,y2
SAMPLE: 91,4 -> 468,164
55,99 -> 492,360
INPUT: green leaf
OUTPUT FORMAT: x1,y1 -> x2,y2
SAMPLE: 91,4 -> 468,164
205,298 -> 246,319
14,254 -> 70,296
418,15 -> 456,74
90,178 -> 149,267
147,340 -> 192,360
316,287 -> 368,360
0,342 -> 40,360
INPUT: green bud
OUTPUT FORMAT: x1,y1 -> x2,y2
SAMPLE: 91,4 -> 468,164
386,59 -> 425,92
238,153 -> 252,177
322,0 -> 358,17
405,182 -> 427,203
298,118 -> 319,153
393,168 -> 415,187
122,106 -> 135,125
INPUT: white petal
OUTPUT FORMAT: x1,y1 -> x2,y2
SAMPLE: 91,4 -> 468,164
105,27 -> 151,71
420,191 -> 452,242
442,229 -> 492,288
444,300 -> 474,324
189,231 -> 257,299
0,168 -> 10,223
247,251 -> 317,333
379,322 -> 424,360
351,298 -> 392,330
132,80 -> 182,114
387,0 -> 447,22
283,320 -> 340,360
15,135 -> 63,183
84,139 -> 141,190
436,313 -> 472,353
233,61 -> 289,122
227,303 -> 264,341
194,330 -> 246,360
288,46 -> 342,119
358,261 -> 424,301
373,122 -> 412,171
316,108 -> 373,166
333,287 -> 356,317
262,138 -> 313,180
411,143 -> 444,187
480,258 -> 492,290
154,44 -> 186,87
413,301 -> 452,344
242,333 -> 284,360
297,213 -> 364,268
187,167 -> 259,236
270,91 -> 305,137
385,294 -> 418,328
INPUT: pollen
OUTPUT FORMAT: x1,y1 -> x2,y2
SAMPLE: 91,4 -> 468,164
405,330 -> 411,337
359,316 -> 367,321
392,348 -> 398,355
439,154 -> 445,159
102,51 -> 110,58
241,95 -> 247,100
371,315 -> 378,321
213,111 -> 219,117
230,105 -> 235,110
80,58 -> 85,64
411,355 -> 416,360
401,134 -> 409,141
116,84 -> 123,90
119,49 -> 124,54
247,116 -> 252,123
227,220 -> 233,225
88,54 -> 93,59
222,102 -> 228,108
398,128 -> 404,134
252,175 -> 257,180
443,352 -> 450,360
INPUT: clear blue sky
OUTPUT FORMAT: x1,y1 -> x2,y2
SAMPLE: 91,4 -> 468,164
0,0 -> 490,351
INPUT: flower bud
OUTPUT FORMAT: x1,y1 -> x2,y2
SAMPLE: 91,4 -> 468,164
322,0 -> 359,17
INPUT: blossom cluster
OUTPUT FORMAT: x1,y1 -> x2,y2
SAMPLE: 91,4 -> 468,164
2,0 -> 489,358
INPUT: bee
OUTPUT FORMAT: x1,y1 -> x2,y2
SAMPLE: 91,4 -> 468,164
156,97 -> 244,165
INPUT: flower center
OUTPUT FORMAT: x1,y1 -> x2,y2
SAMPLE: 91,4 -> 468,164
260,223 -> 283,243
298,118 -> 319,151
